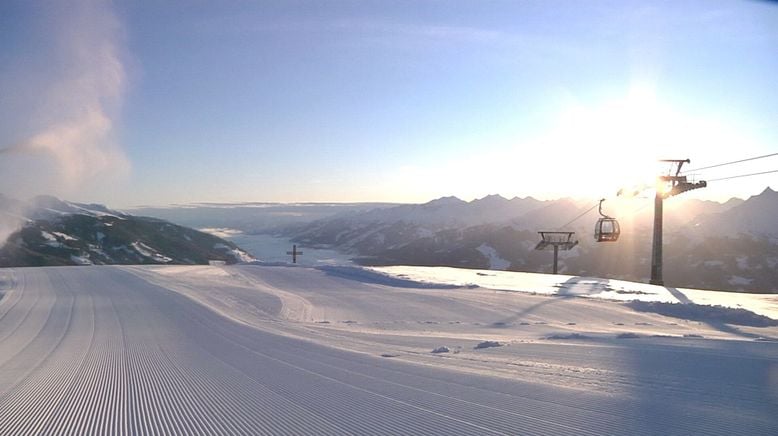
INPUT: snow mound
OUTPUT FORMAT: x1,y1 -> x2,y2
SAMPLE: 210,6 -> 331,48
474,341 -> 502,350
627,301 -> 778,328
546,333 -> 589,340
318,266 -> 461,289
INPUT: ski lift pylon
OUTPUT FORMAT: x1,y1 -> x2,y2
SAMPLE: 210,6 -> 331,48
595,198 -> 620,242
535,231 -> 578,274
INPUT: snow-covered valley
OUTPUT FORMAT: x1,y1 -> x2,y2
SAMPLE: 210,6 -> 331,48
0,264 -> 776,434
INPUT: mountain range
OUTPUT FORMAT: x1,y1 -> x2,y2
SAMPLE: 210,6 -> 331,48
282,188 -> 778,293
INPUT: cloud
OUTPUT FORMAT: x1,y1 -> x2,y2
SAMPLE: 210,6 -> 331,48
0,0 -> 130,192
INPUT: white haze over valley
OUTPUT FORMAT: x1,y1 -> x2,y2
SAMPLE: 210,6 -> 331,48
207,231 -> 354,266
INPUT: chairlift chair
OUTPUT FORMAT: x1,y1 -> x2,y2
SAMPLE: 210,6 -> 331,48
594,199 -> 620,242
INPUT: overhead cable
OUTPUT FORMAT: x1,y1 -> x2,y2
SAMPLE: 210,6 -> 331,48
558,202 -> 599,229
706,169 -> 778,182
684,152 -> 778,173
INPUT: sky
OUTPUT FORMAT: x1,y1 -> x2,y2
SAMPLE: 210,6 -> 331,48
1,0 -> 777,207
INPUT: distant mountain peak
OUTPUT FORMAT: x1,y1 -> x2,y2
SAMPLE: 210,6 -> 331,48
471,194 -> 509,204
744,186 -> 778,203
483,194 -> 505,199
425,196 -> 465,206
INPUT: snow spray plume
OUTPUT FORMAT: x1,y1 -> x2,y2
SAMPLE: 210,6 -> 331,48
0,1 -> 129,246
0,0 -> 130,190
0,204 -> 29,248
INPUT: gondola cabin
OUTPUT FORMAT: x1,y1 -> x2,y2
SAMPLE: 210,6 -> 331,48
594,198 -> 620,242
594,217 -> 620,242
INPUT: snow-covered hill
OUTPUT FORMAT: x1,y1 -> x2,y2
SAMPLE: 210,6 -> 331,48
1,264 -> 776,434
368,265 -> 778,320
0,194 -> 255,266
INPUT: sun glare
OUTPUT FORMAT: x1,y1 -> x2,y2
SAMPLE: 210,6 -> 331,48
518,82 -> 765,201
516,83 -> 677,198
383,82 -> 767,203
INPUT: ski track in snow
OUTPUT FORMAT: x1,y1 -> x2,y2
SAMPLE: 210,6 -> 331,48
0,266 -> 776,435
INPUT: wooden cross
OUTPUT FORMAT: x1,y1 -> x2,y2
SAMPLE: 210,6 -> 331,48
286,244 -> 303,263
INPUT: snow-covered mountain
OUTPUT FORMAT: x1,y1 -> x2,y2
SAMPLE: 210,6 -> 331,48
287,195 -> 608,252
0,195 -> 255,267
283,190 -> 778,293
349,194 -> 546,228
688,187 -> 778,238
25,195 -> 130,220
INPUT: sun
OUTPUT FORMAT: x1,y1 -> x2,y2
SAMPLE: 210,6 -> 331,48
520,82 -> 749,201
506,84 -> 672,199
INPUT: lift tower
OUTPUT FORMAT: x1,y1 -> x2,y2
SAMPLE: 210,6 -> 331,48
535,232 -> 578,274
650,159 -> 707,285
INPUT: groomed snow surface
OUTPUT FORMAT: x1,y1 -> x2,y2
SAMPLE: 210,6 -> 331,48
0,265 -> 777,435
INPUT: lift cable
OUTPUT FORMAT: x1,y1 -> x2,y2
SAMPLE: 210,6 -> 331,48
547,156 -> 776,232
551,153 -> 775,230
706,169 -> 778,182
610,167 -> 776,217
629,202 -> 653,217
557,202 -> 599,229
683,152 -> 778,174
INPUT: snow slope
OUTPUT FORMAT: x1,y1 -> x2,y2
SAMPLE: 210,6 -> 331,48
0,265 -> 777,435
370,265 -> 778,320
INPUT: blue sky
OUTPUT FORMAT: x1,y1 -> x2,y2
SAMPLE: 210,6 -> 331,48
1,0 -> 777,206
